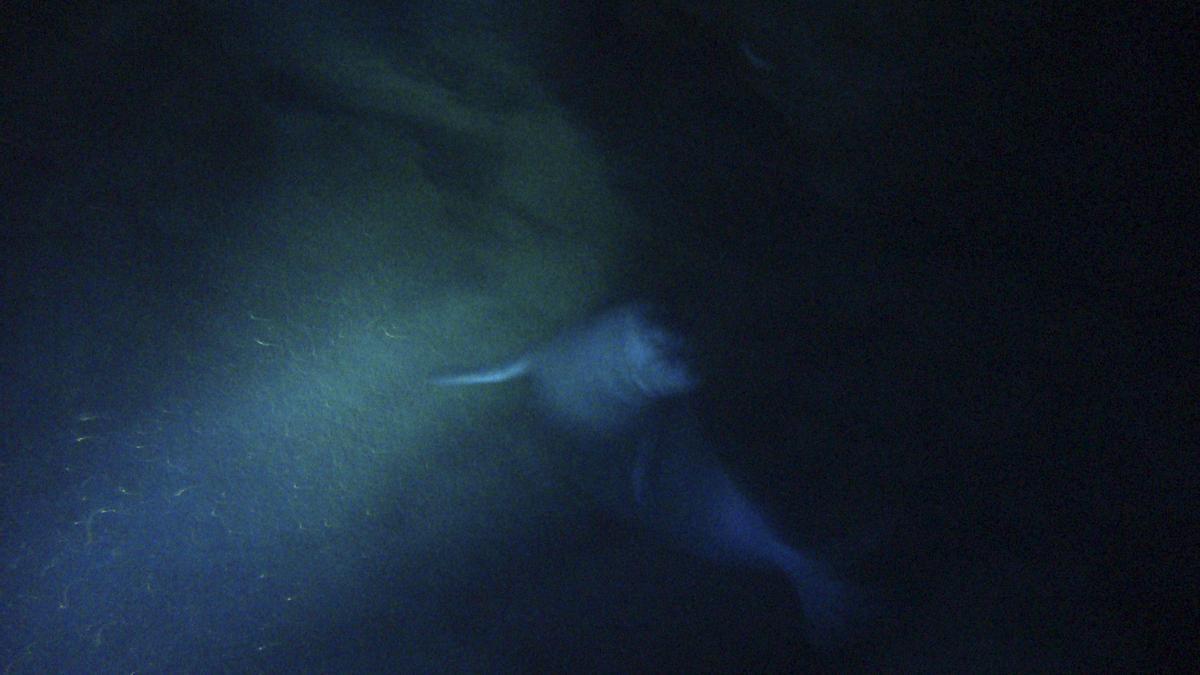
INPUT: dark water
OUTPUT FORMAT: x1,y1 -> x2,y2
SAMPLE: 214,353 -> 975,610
1,2 -> 1189,672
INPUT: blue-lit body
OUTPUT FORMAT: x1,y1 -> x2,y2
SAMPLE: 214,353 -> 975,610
625,407 -> 864,646
435,302 -> 864,646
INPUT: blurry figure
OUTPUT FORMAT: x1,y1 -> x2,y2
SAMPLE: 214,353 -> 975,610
435,301 -> 872,647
